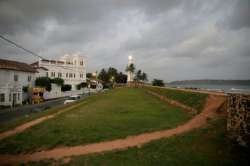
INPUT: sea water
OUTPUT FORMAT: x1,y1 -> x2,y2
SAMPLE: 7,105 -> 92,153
166,82 -> 250,94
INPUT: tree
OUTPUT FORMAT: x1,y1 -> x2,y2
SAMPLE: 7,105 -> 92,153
152,79 -> 164,87
86,73 -> 92,79
107,67 -> 118,81
50,78 -> 64,86
76,82 -> 88,90
125,63 -> 135,73
98,69 -> 109,83
141,72 -> 148,82
35,77 -> 51,91
116,72 -> 127,83
135,70 -> 142,81
134,70 -> 148,82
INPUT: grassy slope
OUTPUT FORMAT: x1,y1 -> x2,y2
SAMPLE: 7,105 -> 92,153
0,88 -> 191,154
0,98 -> 86,133
144,86 -> 208,112
31,118 -> 249,166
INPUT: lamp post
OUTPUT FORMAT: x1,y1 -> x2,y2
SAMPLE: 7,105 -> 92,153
88,84 -> 90,96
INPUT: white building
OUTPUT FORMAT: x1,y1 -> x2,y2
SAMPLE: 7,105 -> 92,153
31,53 -> 86,90
0,59 -> 36,106
127,55 -> 134,82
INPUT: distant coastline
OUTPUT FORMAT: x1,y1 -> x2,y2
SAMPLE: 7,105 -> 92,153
168,79 -> 250,85
166,79 -> 250,94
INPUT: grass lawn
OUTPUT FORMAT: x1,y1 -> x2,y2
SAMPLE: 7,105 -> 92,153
29,118 -> 249,166
0,88 -> 191,154
144,86 -> 208,112
0,98 -> 87,133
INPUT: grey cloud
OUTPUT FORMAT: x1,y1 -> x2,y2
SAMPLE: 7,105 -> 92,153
217,0 -> 250,30
0,0 -> 249,81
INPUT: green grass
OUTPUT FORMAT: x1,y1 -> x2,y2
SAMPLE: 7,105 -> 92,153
28,118 -> 249,166
0,98 -> 87,133
0,88 -> 191,154
144,86 -> 208,112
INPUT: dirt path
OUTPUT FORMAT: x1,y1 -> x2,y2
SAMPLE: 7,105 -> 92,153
146,90 -> 197,113
0,101 -> 84,140
0,95 -> 226,165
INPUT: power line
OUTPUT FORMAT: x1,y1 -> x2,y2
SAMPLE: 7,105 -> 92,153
0,34 -> 44,59
0,34 -> 86,72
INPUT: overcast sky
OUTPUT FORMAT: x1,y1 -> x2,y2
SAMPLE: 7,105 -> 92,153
0,0 -> 249,81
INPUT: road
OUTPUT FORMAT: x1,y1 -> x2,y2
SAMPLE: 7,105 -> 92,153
0,93 -> 92,123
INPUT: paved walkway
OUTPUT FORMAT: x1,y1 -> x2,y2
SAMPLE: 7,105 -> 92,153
0,94 -> 226,165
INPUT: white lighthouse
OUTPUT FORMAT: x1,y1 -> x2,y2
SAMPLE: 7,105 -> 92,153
127,55 -> 134,82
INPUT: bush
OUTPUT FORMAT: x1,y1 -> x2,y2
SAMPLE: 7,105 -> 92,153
103,82 -> 113,89
22,86 -> 29,93
76,82 -> 88,90
90,84 -> 96,89
61,84 -> 72,92
76,84 -> 81,90
152,79 -> 165,87
51,78 -> 64,86
35,77 -> 51,91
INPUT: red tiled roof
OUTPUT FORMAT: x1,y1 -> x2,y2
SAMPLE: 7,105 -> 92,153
0,59 -> 37,73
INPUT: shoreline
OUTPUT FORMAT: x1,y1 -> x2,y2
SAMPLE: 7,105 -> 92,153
165,85 -> 250,95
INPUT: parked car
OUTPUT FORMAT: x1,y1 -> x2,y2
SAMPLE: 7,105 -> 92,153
64,95 -> 81,104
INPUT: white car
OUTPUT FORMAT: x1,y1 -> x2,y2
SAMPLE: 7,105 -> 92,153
64,95 -> 81,104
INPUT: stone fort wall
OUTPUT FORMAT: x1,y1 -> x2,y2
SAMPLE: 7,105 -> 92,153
227,93 -> 250,147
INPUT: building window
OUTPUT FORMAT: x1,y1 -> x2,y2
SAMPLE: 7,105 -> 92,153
14,74 -> 18,81
18,93 -> 20,101
66,73 -> 68,78
9,94 -> 11,102
80,61 -> 83,65
51,72 -> 55,77
27,75 -> 32,82
46,72 -> 48,77
0,94 -> 5,102
58,73 -> 62,78
74,73 -> 75,78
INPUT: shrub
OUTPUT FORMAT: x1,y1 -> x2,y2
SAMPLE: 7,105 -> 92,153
76,82 -> 88,90
76,84 -> 81,90
61,84 -> 72,92
152,79 -> 165,87
50,78 -> 64,86
90,84 -> 96,89
22,86 -> 29,92
35,77 -> 51,91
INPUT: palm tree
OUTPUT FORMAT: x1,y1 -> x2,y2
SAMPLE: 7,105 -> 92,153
141,72 -> 148,82
125,63 -> 135,73
126,63 -> 135,84
135,70 -> 142,81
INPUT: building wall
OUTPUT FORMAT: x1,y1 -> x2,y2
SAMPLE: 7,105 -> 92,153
0,69 -> 35,106
35,68 -> 48,78
227,93 -> 250,147
38,54 -> 86,90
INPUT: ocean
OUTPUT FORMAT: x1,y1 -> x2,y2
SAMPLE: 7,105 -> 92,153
166,82 -> 250,94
